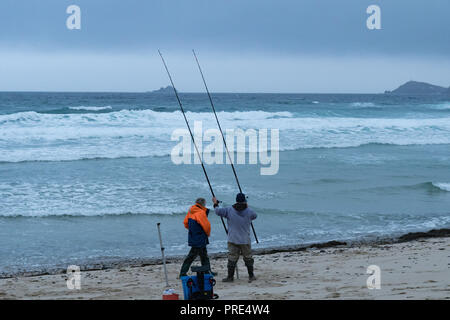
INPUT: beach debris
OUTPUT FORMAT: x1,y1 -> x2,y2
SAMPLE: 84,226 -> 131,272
398,228 -> 450,242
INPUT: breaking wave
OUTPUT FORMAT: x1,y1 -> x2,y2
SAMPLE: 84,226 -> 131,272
350,102 -> 378,108
432,182 -> 450,192
69,106 -> 113,111
1,109 -> 450,162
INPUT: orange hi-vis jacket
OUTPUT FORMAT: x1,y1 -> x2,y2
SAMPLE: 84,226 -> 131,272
184,204 -> 211,237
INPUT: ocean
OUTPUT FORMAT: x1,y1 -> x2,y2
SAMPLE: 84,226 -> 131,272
1,91 -> 449,276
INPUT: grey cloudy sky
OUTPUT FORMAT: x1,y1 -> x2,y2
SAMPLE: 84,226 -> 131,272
0,0 -> 449,92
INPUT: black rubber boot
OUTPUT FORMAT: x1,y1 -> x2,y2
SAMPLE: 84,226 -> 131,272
247,265 -> 256,283
222,261 -> 236,282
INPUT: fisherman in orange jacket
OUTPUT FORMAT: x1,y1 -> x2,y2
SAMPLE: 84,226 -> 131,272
179,198 -> 215,277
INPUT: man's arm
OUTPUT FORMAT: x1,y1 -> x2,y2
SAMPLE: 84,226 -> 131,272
249,208 -> 257,220
212,197 -> 229,218
198,211 -> 211,237
214,207 -> 229,218
183,212 -> 189,229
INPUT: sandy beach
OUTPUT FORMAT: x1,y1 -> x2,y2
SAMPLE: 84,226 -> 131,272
1,235 -> 448,300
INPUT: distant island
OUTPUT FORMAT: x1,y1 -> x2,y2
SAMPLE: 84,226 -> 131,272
385,81 -> 449,95
147,86 -> 174,94
149,82 -> 450,95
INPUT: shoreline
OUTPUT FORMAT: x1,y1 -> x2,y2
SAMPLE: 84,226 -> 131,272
1,232 -> 448,299
2,228 -> 449,280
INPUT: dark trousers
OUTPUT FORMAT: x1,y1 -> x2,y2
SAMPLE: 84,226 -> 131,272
179,247 -> 211,276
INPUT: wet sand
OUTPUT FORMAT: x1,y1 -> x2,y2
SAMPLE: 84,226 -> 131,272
1,235 -> 448,300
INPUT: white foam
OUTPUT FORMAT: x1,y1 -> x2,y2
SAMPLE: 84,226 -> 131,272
69,106 -> 112,111
428,102 -> 450,110
432,182 -> 450,192
1,110 -> 450,162
350,102 -> 377,108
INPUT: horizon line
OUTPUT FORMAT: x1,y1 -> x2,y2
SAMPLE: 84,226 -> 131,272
0,90 -> 387,95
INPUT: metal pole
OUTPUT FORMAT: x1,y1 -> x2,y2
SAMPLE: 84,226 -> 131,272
157,223 -> 169,287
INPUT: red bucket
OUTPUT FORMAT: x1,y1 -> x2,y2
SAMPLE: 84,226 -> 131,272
162,293 -> 179,300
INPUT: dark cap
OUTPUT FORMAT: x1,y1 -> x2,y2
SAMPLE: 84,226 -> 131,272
236,193 -> 247,203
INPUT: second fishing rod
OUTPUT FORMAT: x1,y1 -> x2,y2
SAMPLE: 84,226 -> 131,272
158,50 -> 228,236
192,50 -> 259,244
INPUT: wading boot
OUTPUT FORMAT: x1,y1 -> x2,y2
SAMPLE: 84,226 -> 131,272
222,261 -> 236,282
247,265 -> 256,283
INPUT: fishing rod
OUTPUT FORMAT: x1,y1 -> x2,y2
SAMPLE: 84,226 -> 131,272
192,50 -> 259,244
158,50 -> 228,235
